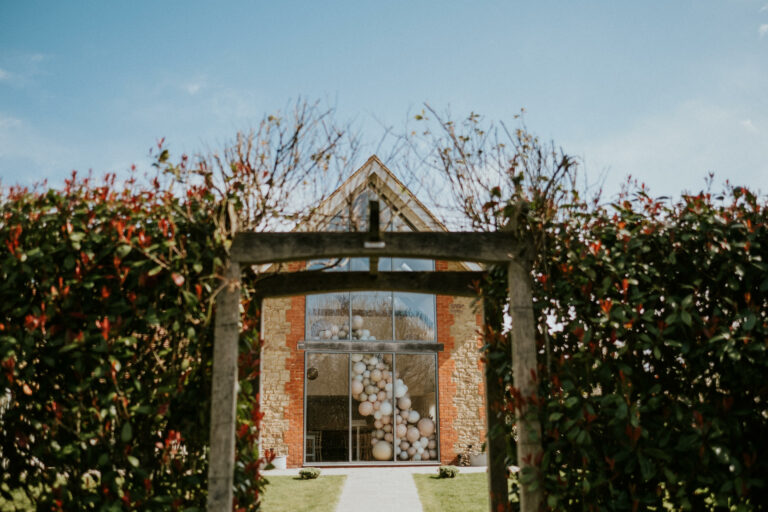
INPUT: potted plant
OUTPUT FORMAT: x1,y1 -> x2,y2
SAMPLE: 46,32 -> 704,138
468,444 -> 487,467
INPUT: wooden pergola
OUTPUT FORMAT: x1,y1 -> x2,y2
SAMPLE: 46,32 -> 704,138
206,203 -> 543,512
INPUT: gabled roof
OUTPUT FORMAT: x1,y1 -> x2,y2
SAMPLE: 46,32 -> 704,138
311,155 -> 447,233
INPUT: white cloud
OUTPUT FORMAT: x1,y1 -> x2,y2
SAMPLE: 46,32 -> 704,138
760,24 -> 768,38
740,119 -> 759,133
761,3 -> 768,12
184,82 -> 202,95
576,100 -> 768,198
0,68 -> 11,82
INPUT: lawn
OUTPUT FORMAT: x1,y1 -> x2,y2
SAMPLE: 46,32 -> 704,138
413,472 -> 493,512
260,475 -> 346,512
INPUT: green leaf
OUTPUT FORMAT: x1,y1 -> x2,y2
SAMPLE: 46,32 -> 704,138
127,455 -> 139,467
121,422 -> 133,442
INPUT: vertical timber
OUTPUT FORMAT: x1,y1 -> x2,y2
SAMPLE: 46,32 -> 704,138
207,262 -> 242,511
508,260 -> 543,511
483,296 -> 511,512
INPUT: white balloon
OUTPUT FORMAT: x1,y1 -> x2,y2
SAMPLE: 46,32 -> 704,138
358,401 -> 373,416
351,380 -> 364,395
351,353 -> 363,362
353,362 -> 366,374
408,411 -> 420,424
394,384 -> 407,398
352,315 -> 364,330
413,454 -> 422,461
399,452 -> 409,460
417,446 -> 424,454
379,401 -> 393,416
354,374 -> 363,382
370,369 -> 381,381
361,329 -> 370,338
367,356 -> 378,366
406,426 -> 420,443
363,370 -> 370,378
397,397 -> 411,410
331,325 -> 339,335
385,383 -> 393,392
396,424 -> 407,438
373,410 -> 382,420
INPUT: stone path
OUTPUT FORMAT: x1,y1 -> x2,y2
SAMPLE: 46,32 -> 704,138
263,465 -> 487,512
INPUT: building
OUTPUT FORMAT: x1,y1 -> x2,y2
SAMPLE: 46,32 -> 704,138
259,156 -> 487,467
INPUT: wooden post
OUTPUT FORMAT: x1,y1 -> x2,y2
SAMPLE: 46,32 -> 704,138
483,296 -> 511,512
508,260 -> 543,511
207,262 -> 241,511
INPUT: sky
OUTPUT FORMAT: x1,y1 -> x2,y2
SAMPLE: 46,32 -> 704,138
1,1 -> 767,200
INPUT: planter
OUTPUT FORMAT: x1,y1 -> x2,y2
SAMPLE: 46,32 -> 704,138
272,455 -> 287,470
469,452 -> 487,466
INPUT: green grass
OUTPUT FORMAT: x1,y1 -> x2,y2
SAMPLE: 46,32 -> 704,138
413,473 -> 492,512
261,474 -> 346,512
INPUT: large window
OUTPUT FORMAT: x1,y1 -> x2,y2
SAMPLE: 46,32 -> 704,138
304,352 -> 438,463
304,187 -> 440,464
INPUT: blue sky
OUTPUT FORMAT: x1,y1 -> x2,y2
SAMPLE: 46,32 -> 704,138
1,1 -> 767,199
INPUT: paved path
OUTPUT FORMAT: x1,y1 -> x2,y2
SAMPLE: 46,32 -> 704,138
263,465 -> 487,512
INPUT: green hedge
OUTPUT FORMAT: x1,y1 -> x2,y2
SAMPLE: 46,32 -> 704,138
0,166 -> 266,509
494,186 -> 768,510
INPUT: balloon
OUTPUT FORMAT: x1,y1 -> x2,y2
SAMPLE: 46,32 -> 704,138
384,433 -> 393,442
353,362 -> 366,374
400,441 -> 410,450
352,315 -> 364,330
418,418 -> 435,437
396,424 -> 407,438
408,411 -> 420,424
406,426 -> 420,443
351,353 -> 363,363
397,397 -> 411,410
374,419 -> 383,429
399,452 -> 409,460
358,401 -> 373,416
429,449 -> 437,458
428,440 -> 437,450
379,401 -> 393,416
351,380 -> 363,395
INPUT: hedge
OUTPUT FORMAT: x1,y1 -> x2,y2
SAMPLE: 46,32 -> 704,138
489,185 -> 768,510
0,163 -> 266,510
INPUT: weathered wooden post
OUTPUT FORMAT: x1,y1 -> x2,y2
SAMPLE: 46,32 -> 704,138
483,292 -> 511,512
508,258 -> 543,511
207,262 -> 242,511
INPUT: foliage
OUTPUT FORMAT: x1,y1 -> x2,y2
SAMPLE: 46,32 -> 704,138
297,468 -> 321,480
0,101 -> 355,510
408,109 -> 768,510
438,466 -> 460,479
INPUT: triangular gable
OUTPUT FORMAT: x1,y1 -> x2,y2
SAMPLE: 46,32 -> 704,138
310,155 -> 446,233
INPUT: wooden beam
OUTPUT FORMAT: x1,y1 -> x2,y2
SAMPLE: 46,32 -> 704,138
508,260 -> 543,511
231,232 -> 516,265
483,295 -> 511,512
207,262 -> 241,512
297,341 -> 444,352
252,271 -> 486,298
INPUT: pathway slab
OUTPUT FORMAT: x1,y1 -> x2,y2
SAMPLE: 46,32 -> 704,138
335,467 -> 423,512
